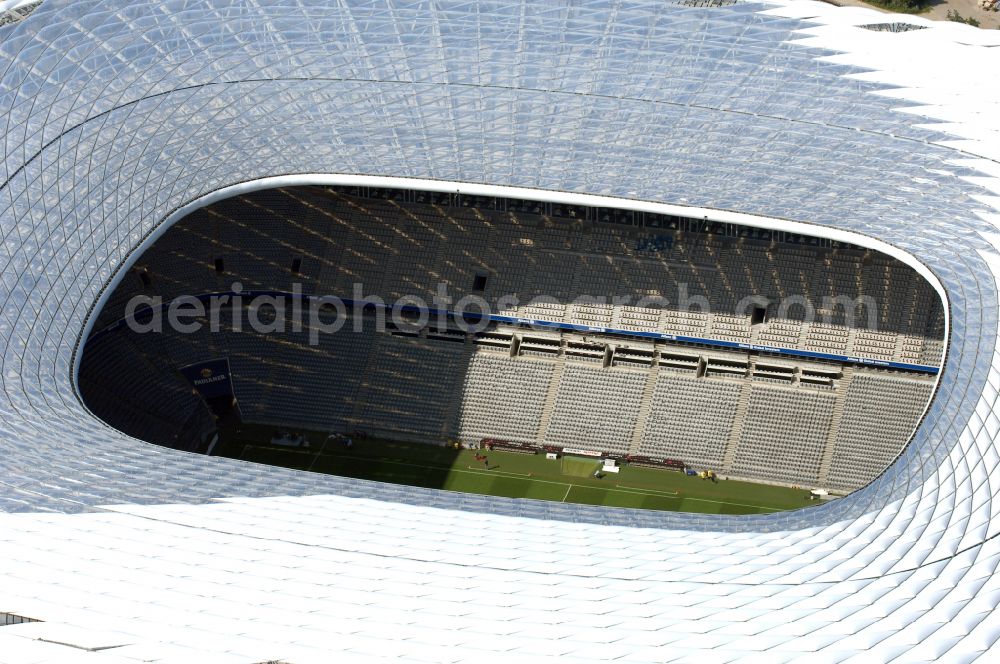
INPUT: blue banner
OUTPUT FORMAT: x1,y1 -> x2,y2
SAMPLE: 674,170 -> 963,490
97,291 -> 941,376
178,358 -> 235,401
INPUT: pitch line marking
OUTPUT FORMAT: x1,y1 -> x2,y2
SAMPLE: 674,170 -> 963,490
466,466 -> 532,477
616,484 -> 680,496
307,436 -> 329,472
243,445 -> 783,512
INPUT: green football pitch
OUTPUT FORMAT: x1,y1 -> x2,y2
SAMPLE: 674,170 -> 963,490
213,425 -> 817,515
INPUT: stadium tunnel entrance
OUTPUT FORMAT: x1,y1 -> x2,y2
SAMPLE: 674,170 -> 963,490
76,183 -> 946,514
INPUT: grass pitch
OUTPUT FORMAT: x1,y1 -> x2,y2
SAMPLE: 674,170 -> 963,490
560,456 -> 602,478
214,425 -> 818,515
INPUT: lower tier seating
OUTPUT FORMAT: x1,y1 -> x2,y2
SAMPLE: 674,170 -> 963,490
544,364 -> 647,454
82,285 -> 939,493
456,353 -> 554,444
827,374 -> 934,490
639,375 -> 741,469
730,386 -> 835,485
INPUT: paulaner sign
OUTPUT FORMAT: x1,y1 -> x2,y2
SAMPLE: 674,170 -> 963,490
178,358 -> 236,402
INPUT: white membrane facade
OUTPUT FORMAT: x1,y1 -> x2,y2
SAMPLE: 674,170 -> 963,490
1,0 -> 1000,661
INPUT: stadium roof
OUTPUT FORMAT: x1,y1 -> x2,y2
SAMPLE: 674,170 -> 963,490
0,0 -> 999,660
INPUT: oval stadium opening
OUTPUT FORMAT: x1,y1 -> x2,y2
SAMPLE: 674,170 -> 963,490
77,185 -> 945,515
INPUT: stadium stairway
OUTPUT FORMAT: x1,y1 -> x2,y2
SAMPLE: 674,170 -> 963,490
346,334 -> 384,429
817,365 -> 855,485
537,354 -> 568,444
627,362 -> 661,456
314,222 -> 346,293
721,370 -> 755,473
440,335 -> 477,437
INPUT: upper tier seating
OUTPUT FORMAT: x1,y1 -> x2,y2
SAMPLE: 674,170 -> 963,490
95,187 -> 945,367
